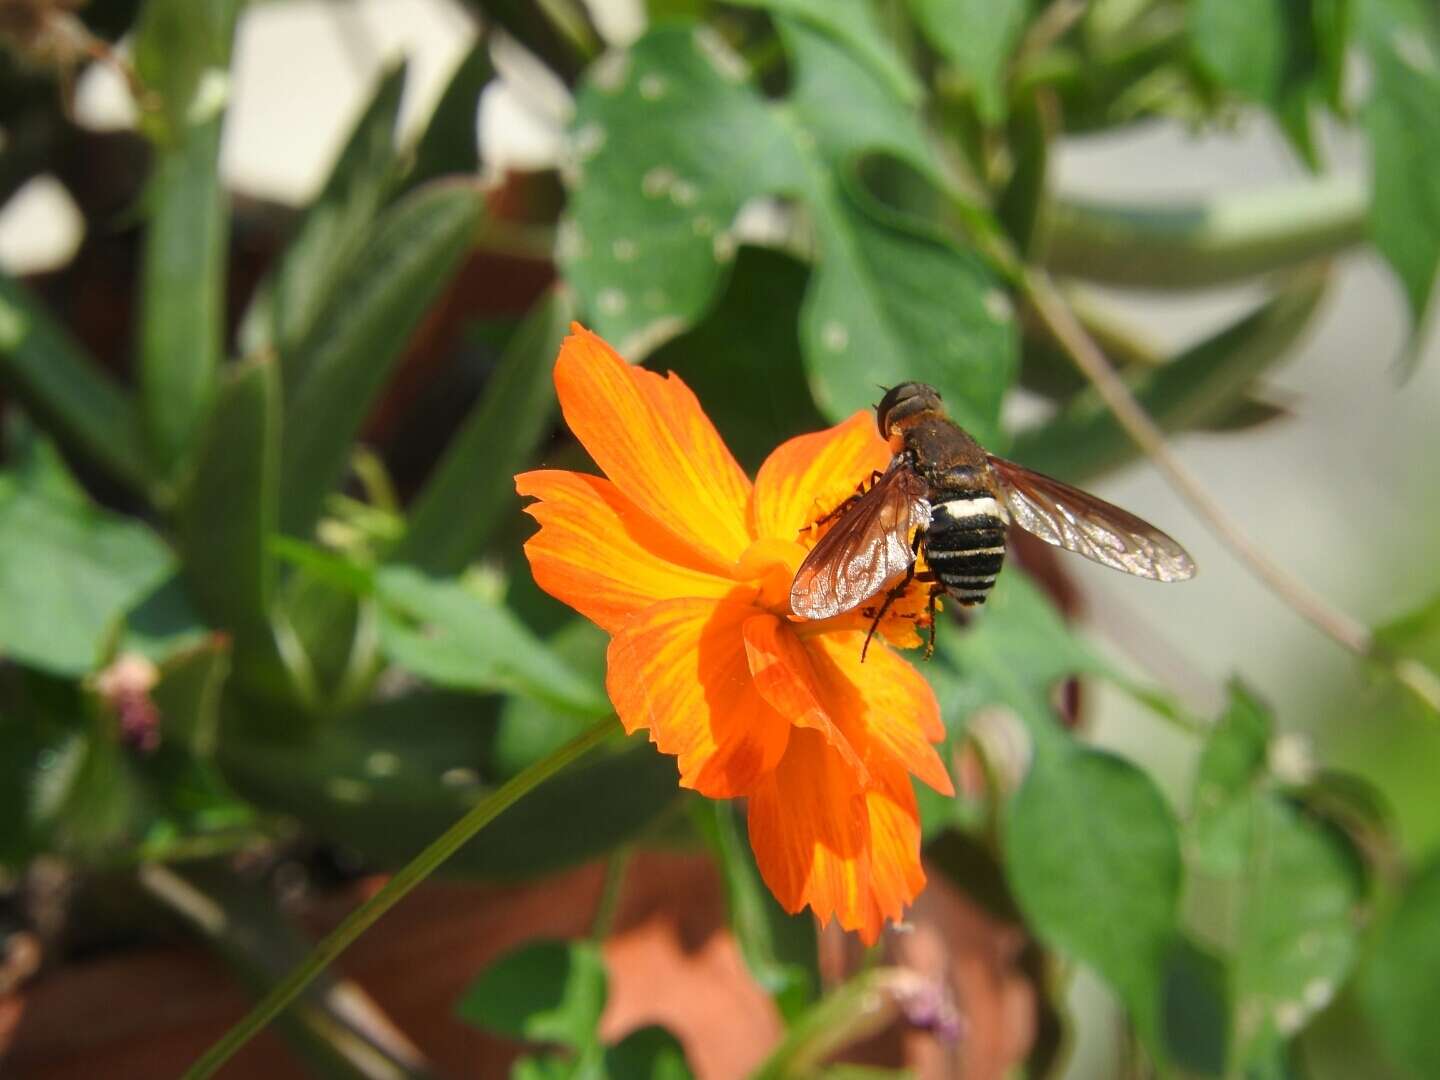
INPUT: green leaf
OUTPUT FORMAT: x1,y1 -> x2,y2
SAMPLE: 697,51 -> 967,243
123,576 -> 212,664
604,1026 -> 694,1079
408,43 -> 494,188
563,21 -> 1014,443
221,693 -> 672,879
1361,0 -> 1440,345
280,181 -> 484,538
910,0 -> 1030,123
1005,743 -> 1182,1038
1374,590 -> 1440,720
238,63 -> 408,365
0,273 -> 150,493
694,801 -> 818,1022
373,566 -> 609,714
727,0 -> 922,103
649,245 -> 825,472
456,939 -> 608,1048
133,0 -> 240,478
176,357 -> 280,649
934,570 -> 1112,731
1187,685 -> 1366,1067
1012,271 -> 1326,484
1044,174 -> 1368,289
1159,936 -> 1231,1077
1189,0 -> 1327,160
1361,855 -> 1440,1078
0,455 -> 173,676
396,288 -> 571,574
492,620 -> 610,778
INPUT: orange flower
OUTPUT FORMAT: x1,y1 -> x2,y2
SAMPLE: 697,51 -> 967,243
516,325 -> 952,943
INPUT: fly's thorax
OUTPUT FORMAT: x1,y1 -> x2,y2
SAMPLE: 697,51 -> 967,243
923,473 -> 1010,606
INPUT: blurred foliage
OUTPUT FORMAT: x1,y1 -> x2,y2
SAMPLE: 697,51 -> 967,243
1,0 -> 1438,1076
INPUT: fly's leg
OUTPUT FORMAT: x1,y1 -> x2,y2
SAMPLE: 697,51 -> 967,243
801,470 -> 885,536
861,563 -> 915,662
924,581 -> 943,660
860,529 -> 925,662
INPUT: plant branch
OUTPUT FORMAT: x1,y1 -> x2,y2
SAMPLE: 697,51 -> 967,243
180,715 -> 619,1080
1020,268 -> 1440,715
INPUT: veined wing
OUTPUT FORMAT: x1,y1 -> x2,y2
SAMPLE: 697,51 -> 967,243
789,461 -> 931,619
989,455 -> 1195,582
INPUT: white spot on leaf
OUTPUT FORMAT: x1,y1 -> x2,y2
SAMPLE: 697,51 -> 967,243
1392,27 -> 1438,75
983,289 -> 1014,322
598,287 -> 629,314
572,122 -> 607,159
366,751 -> 401,777
670,179 -> 699,207
326,778 -> 370,803
712,231 -> 737,262
590,49 -> 631,92
556,218 -> 587,261
638,73 -> 668,100
821,321 -> 849,351
612,238 -> 638,262
692,25 -> 749,82
692,215 -> 714,236
442,767 -> 480,787
642,165 -> 677,198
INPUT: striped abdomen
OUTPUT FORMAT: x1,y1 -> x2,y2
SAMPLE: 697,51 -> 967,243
923,492 -> 1009,605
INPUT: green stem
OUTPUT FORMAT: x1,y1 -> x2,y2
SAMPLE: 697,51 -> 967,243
181,715 -> 619,1079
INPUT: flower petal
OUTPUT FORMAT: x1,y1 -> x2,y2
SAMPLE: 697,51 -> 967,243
751,411 -> 892,544
555,325 -> 753,572
862,758 -> 927,925
517,470 -> 738,634
607,598 -> 790,798
741,614 -> 869,784
808,633 -> 952,795
746,727 -> 880,941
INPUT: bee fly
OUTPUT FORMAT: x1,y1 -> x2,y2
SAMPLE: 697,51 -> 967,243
790,382 -> 1195,657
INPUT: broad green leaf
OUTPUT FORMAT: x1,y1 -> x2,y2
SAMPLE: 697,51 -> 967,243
934,570 -> 1112,732
563,21 -> 1014,443
1361,855 -> 1440,1078
1005,743 -> 1182,1039
1187,685 -> 1366,1068
0,456 -> 173,676
1159,936 -> 1231,1077
604,1026 -> 694,1079
456,939 -> 608,1048
176,357 -> 279,649
997,90 -> 1049,254
280,181 -> 484,538
492,620 -> 609,778
373,566 -> 609,714
1044,174 -> 1368,289
650,245 -> 825,472
910,0 -> 1030,123
694,801 -> 818,1022
1361,0 -> 1440,346
408,43 -> 494,189
123,576 -> 212,664
1012,271 -> 1325,483
0,273 -> 149,493
397,288 -> 571,575
133,0 -> 240,478
221,695 -> 670,879
727,0 -> 922,103
238,63 -> 408,365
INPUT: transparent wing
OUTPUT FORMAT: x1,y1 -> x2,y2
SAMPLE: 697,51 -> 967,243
990,456 -> 1195,582
789,462 -> 931,619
